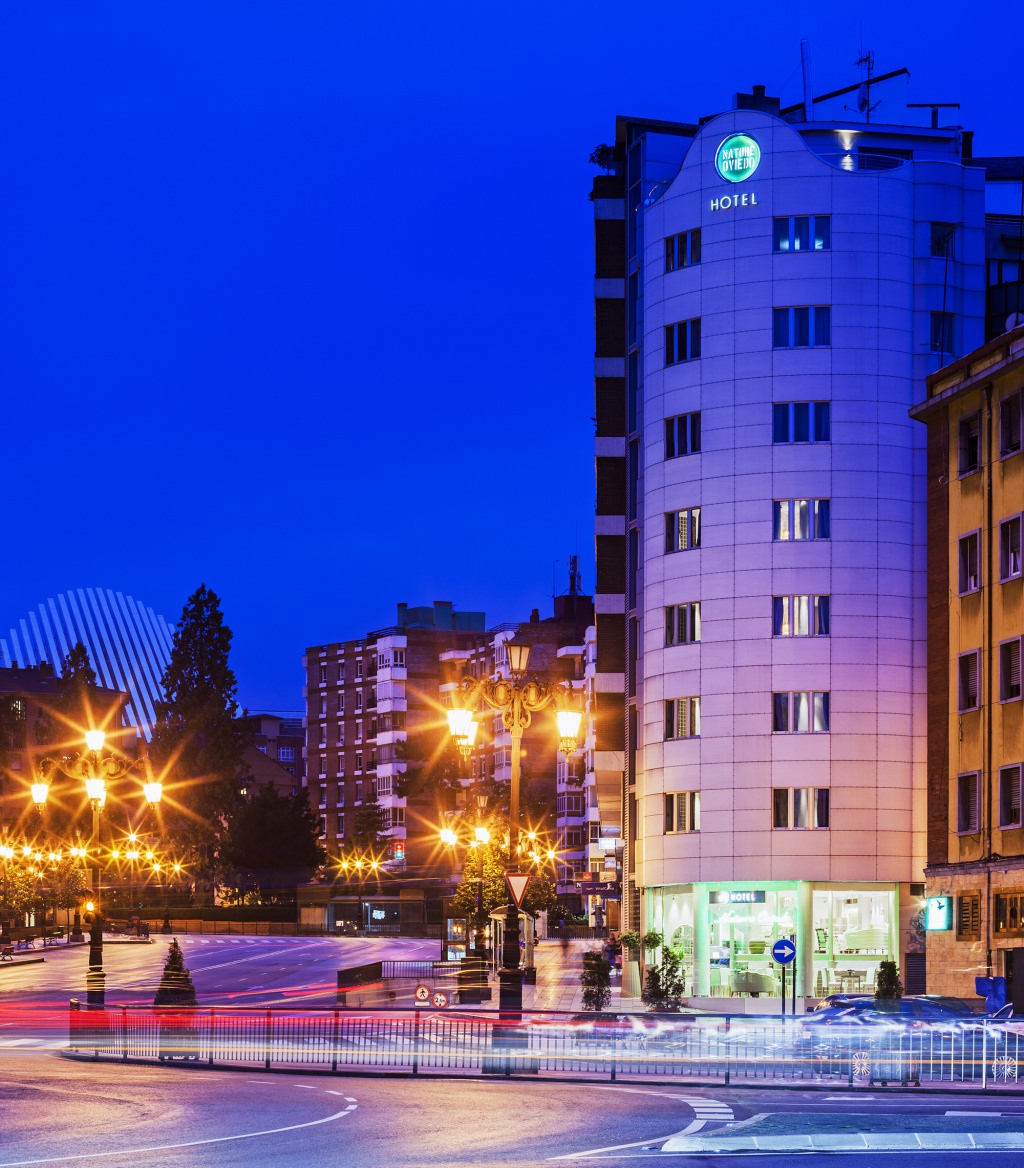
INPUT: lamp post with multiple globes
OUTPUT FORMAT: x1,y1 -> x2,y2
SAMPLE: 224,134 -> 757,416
446,637 -> 582,1016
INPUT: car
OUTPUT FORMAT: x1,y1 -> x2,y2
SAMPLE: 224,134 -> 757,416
986,1004 -> 1024,1037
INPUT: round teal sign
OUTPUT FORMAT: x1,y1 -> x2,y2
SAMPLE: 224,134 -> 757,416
715,134 -> 760,183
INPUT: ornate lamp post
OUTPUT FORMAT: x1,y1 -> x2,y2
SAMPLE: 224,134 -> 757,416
447,637 -> 582,1016
35,729 -> 150,1007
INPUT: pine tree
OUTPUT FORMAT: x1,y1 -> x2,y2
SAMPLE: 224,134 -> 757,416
151,586 -> 251,882
580,949 -> 612,1011
220,787 -> 326,903
153,938 -> 198,1006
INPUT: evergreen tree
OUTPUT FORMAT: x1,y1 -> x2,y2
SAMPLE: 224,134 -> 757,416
580,949 -> 612,1011
351,791 -> 389,852
220,787 -> 326,903
641,948 -> 687,1012
153,938 -> 198,1006
150,586 -> 251,882
450,840 -> 558,917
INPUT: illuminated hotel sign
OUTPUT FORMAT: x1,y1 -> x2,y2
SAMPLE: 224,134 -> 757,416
710,890 -> 766,904
715,134 -> 760,182
711,133 -> 761,212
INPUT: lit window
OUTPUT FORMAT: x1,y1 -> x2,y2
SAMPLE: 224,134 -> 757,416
773,306 -> 830,348
665,602 -> 701,645
773,215 -> 831,252
773,499 -> 830,541
665,697 -> 700,739
664,791 -> 700,833
665,507 -> 701,552
772,692 -> 830,733
772,595 -> 830,637
772,787 -> 830,829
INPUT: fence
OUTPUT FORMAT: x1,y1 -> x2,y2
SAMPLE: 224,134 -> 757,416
66,1003 -> 1024,1088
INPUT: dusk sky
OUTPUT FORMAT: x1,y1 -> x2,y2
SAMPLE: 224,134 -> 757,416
1,2 -> 1017,713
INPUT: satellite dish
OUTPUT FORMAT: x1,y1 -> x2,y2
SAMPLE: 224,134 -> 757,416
857,82 -> 870,113
1007,312 -> 1024,331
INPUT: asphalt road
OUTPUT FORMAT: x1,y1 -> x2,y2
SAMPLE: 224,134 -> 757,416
4,937 -> 1024,1165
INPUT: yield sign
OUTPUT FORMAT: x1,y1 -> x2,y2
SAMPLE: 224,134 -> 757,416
505,872 -> 531,908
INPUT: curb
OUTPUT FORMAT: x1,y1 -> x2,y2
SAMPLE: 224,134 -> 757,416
0,957 -> 46,968
661,1131 -> 1024,1153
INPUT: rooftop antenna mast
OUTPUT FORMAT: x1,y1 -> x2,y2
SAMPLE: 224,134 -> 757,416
854,49 -> 882,122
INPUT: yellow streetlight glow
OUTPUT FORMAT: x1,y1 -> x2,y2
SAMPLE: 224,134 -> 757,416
84,777 -> 106,804
475,826 -> 490,845
446,707 -> 475,741
30,781 -> 50,807
84,730 -> 106,753
440,828 -> 458,846
143,781 -> 163,805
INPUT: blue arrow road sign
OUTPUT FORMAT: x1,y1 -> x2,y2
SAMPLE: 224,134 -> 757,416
771,938 -> 796,964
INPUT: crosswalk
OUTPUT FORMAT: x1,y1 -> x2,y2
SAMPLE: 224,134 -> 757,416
678,1094 -> 735,1123
0,1036 -> 67,1049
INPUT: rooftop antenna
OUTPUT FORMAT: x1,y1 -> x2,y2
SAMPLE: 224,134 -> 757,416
906,102 -> 961,130
568,554 -> 581,597
800,39 -> 815,122
853,49 -> 882,122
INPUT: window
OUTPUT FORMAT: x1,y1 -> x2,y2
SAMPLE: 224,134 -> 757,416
355,752 -> 363,772
337,726 -> 345,747
665,228 -> 701,271
665,791 -> 700,833
1001,516 -> 1023,581
958,412 -> 981,475
772,787 -> 830,829
1000,391 -> 1023,457
318,756 -> 327,777
319,664 -> 328,684
931,311 -> 954,355
773,595 -> 830,637
665,411 -> 701,458
958,531 -> 981,594
319,695 -> 327,716
557,793 -> 584,816
956,892 -> 981,941
773,306 -> 830,348
773,214 -> 831,252
355,691 -> 363,712
772,402 -> 830,443
665,697 -> 700,739
930,221 -> 956,258
319,816 -> 327,839
772,691 -> 830,733
279,746 -> 295,762
999,765 -> 1022,829
665,317 -> 701,364
337,694 -> 345,716
773,498 -> 830,540
958,651 -> 981,711
665,602 -> 701,645
394,649 -> 406,667
957,772 -> 980,834
665,507 -> 701,552
318,784 -> 327,809
1000,637 -> 1022,702
995,893 -> 1024,937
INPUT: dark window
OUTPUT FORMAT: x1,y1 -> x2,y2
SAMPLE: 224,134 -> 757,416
958,651 -> 980,711
959,413 -> 981,475
931,311 -> 955,356
1000,391 -> 1023,457
957,772 -> 980,833
930,222 -> 956,258
665,228 -> 701,271
1000,638 -> 1022,702
665,697 -> 700,739
999,765 -> 1023,829
994,893 -> 1024,936
773,306 -> 830,348
956,893 -> 981,940
665,318 -> 701,364
1000,515 -> 1023,581
959,531 -> 981,594
773,401 -> 831,443
664,791 -> 700,832
665,411 -> 701,458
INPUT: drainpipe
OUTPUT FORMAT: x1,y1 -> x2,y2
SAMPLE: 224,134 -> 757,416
984,383 -> 995,978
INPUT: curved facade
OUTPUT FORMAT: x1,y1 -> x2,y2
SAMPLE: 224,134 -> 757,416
605,102 -> 990,1000
0,588 -> 176,741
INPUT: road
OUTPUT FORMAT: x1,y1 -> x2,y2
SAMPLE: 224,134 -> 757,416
3,936 -> 1024,1165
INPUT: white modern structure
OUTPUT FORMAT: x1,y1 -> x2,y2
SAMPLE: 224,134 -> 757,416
592,84 -> 1020,1001
1,588 -> 176,741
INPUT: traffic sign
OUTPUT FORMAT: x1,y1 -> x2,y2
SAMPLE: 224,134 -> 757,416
505,872 -> 531,908
413,984 -> 431,1003
771,938 -> 796,965
431,991 -> 450,1010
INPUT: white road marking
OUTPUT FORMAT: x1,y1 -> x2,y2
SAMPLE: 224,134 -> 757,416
293,1084 -> 317,1089
0,1103 -> 357,1167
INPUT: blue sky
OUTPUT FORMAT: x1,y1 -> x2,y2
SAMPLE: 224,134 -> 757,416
0,1 -> 1016,712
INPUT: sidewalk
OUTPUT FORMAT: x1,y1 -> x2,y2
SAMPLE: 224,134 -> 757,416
522,938 -> 642,1014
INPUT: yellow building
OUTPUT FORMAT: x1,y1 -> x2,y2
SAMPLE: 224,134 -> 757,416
911,323 -> 1024,1004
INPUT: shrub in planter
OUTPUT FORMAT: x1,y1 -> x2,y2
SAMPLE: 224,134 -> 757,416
641,948 -> 686,1012
580,949 -> 613,1012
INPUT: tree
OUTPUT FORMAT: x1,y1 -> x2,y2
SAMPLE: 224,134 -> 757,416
150,586 -> 252,885
351,792 -> 389,852
153,938 -> 198,1007
450,841 -> 558,918
874,960 -> 903,1005
641,948 -> 687,1012
580,950 -> 612,1012
219,787 -> 326,903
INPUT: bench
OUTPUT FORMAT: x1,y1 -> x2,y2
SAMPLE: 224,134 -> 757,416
15,937 -> 35,951
0,945 -> 12,961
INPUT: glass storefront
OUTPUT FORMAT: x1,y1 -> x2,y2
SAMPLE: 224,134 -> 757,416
645,881 -> 896,998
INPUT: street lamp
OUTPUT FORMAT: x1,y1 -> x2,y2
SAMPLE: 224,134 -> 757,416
446,636 -> 582,1015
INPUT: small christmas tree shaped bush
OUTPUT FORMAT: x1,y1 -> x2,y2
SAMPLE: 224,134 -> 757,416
154,938 -> 198,1007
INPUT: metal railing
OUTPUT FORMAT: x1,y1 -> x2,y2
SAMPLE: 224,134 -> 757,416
67,1003 -> 1023,1087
